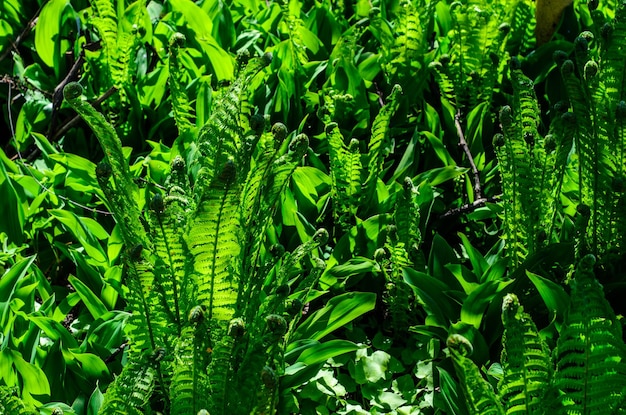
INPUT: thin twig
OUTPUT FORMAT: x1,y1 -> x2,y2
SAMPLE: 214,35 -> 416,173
0,3 -> 43,63
46,50 -> 86,137
439,196 -> 499,219
455,109 -> 483,200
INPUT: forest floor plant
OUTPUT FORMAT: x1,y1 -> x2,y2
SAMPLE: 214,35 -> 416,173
2,0 -> 626,413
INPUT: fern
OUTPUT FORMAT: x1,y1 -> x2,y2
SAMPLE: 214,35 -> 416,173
186,161 -> 242,322
168,33 -> 196,136
382,0 -> 432,95
447,334 -> 505,414
394,176 -> 421,255
207,319 -> 242,414
145,185 -> 191,330
169,307 -> 211,415
0,386 -> 37,415
498,294 -> 552,414
449,255 -> 626,415
68,43 -> 314,414
64,83 -> 145,248
87,0 -> 144,89
552,254 -> 626,414
494,62 -> 568,266
443,0 -> 512,108
100,351 -> 162,415
362,84 -> 402,205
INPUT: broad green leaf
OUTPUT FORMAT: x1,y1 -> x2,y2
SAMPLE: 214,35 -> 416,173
169,0 -> 213,38
62,349 -> 109,378
458,232 -> 488,277
25,315 -> 78,348
423,131 -> 455,166
428,233 -> 460,290
293,292 -> 376,341
403,268 -> 458,327
0,152 -> 25,244
437,367 -> 470,415
0,256 -> 36,328
87,385 -> 104,415
5,348 -> 50,404
35,0 -> 67,67
526,270 -> 569,321
353,349 -> 390,384
197,39 -> 235,80
460,280 -> 513,329
68,275 -> 108,319
49,209 -> 108,264
297,339 -> 363,366
414,166 -> 468,186
445,264 -> 479,294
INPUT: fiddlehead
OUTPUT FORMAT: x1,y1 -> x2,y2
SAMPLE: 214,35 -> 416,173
447,334 -> 505,415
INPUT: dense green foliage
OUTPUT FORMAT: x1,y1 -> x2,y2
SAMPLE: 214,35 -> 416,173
1,0 -> 626,414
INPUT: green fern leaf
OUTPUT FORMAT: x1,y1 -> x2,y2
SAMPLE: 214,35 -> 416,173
448,334 -> 506,415
168,33 -> 195,136
207,319 -> 243,415
146,191 -> 189,330
383,0 -> 432,93
169,306 -> 211,415
100,352 -> 161,415
552,254 -> 626,414
498,294 -> 552,414
394,177 -> 421,254
186,161 -> 242,322
0,386 -> 37,415
363,84 -> 402,205
124,246 -> 171,354
64,83 -> 145,248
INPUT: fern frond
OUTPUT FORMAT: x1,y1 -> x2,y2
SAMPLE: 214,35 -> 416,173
601,1 -> 626,102
146,191 -> 189,331
447,334 -> 506,415
196,54 -> 271,185
241,123 -> 285,230
498,294 -> 552,414
508,0 -> 535,53
169,306 -> 211,415
324,120 -> 353,229
449,0 -> 510,107
378,225 -> 414,334
100,352 -> 161,415
168,33 -> 195,136
88,0 -> 118,83
383,0 -> 432,93
552,254 -> 626,414
88,0 -> 143,89
262,133 -> 309,211
124,245 -> 171,354
0,386 -> 37,415
394,177 -> 421,254
497,104 -> 530,266
186,162 -> 242,322
363,84 -> 402,204
207,319 -> 243,415
64,83 -> 145,247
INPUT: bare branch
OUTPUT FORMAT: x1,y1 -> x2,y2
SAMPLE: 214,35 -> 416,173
455,109 -> 483,200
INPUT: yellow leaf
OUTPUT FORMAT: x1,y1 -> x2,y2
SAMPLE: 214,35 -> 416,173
535,0 -> 573,45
